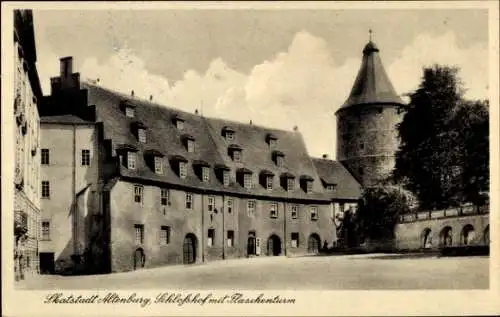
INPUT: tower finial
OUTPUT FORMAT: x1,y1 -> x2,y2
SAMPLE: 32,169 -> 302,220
369,29 -> 373,42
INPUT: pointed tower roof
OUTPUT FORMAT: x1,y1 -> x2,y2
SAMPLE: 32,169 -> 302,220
338,38 -> 404,112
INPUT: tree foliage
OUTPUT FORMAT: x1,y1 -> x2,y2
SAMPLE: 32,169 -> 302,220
355,185 -> 416,241
393,65 -> 489,209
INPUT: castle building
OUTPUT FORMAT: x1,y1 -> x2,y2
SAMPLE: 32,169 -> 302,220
13,9 -> 44,281
38,57 -> 362,274
335,37 -> 405,187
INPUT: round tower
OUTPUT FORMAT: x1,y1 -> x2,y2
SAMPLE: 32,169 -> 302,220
335,36 -> 405,187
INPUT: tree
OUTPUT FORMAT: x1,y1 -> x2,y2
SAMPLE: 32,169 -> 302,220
393,65 -> 488,209
356,185 -> 416,242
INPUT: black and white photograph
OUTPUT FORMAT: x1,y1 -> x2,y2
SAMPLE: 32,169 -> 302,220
2,1 -> 499,316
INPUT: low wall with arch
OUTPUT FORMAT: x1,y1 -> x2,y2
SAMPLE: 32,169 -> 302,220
394,210 -> 489,251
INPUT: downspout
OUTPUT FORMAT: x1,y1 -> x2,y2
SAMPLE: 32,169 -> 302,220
283,200 -> 287,256
222,195 -> 225,260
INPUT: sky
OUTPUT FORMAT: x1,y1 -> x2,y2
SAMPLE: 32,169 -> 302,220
32,8 -> 489,158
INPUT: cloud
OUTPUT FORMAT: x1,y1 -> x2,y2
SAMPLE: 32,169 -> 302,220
37,30 -> 488,158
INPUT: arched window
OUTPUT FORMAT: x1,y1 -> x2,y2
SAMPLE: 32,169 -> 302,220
421,228 -> 432,249
439,226 -> 453,247
461,224 -> 475,245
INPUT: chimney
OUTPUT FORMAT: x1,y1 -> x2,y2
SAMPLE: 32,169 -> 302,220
293,125 -> 298,131
60,56 -> 73,78
149,95 -> 153,101
131,90 -> 135,97
195,109 -> 199,115
322,154 -> 328,159
249,120 -> 253,125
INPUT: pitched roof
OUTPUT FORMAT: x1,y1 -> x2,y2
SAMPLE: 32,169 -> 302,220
337,41 -> 404,112
84,83 -> 334,202
40,114 -> 94,125
311,158 -> 362,200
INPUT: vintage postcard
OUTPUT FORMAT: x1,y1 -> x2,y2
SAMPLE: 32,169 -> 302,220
2,1 -> 499,316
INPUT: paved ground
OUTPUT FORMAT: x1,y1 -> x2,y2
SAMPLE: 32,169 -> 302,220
16,254 -> 489,290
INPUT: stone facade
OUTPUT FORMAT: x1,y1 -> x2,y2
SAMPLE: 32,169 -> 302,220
13,9 -> 43,281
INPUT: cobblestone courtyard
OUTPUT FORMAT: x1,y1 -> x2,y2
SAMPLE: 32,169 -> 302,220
17,254 -> 489,290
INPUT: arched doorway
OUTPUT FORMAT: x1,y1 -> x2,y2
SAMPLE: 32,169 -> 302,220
440,226 -> 453,247
267,234 -> 282,256
421,228 -> 433,249
133,248 -> 145,270
183,233 -> 197,264
307,233 -> 321,254
247,231 -> 256,256
484,225 -> 490,244
461,224 -> 475,245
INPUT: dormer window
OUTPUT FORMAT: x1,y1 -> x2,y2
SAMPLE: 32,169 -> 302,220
138,128 -> 147,143
170,155 -> 188,179
126,107 -> 135,118
237,168 -> 253,189
272,150 -> 285,166
215,164 -> 231,187
266,133 -> 278,148
193,160 -> 210,182
179,161 -> 187,179
202,167 -> 210,182
260,170 -> 274,190
228,144 -> 243,162
300,175 -> 314,193
181,134 -> 196,153
154,156 -> 163,175
281,172 -> 295,191
120,100 -> 136,118
127,152 -> 137,170
144,149 -> 164,175
222,126 -> 235,142
173,115 -> 185,130
326,184 -> 336,191
116,144 -> 139,170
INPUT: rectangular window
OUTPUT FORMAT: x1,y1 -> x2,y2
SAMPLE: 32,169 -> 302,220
185,193 -> 193,209
208,196 -> 215,212
41,149 -> 49,165
81,149 -> 91,166
291,232 -> 299,248
138,129 -> 147,143
232,150 -> 241,162
266,176 -> 273,190
187,140 -> 195,153
134,224 -> 144,244
310,206 -> 318,221
223,171 -> 230,187
154,156 -> 163,175
276,156 -> 284,167
225,131 -> 234,142
160,226 -> 170,245
227,230 -> 234,247
226,198 -> 233,213
41,221 -> 50,241
125,107 -> 135,118
202,167 -> 210,182
247,200 -> 256,216
127,152 -> 137,170
207,229 -> 215,247
306,180 -> 313,193
134,185 -> 143,203
269,139 -> 277,148
179,162 -> 187,179
270,203 -> 278,218
244,174 -> 252,189
160,188 -> 169,206
41,181 -> 50,198
176,120 -> 184,130
287,178 -> 295,191
291,205 -> 298,219
326,184 -> 336,191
